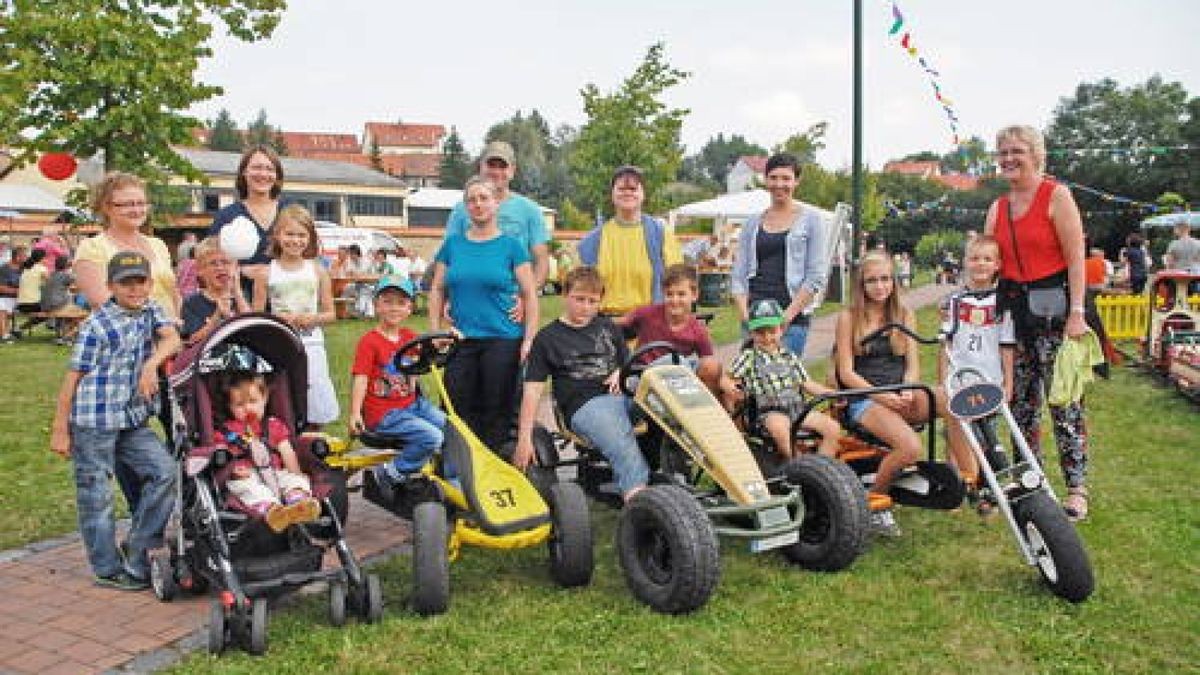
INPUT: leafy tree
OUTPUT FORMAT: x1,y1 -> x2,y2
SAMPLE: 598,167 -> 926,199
941,135 -> 990,175
438,127 -> 471,189
557,198 -> 593,231
914,230 -> 965,267
2,0 -> 285,181
485,110 -> 552,196
244,109 -> 286,154
207,108 -> 242,152
898,150 -> 940,163
689,133 -> 767,187
570,43 -> 690,215
774,122 -> 828,166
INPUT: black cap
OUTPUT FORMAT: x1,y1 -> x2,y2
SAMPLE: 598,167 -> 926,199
107,251 -> 151,283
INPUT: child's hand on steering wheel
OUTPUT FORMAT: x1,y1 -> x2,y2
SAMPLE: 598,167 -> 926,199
512,437 -> 535,470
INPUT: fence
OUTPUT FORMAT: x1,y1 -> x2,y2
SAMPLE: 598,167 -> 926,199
1096,293 -> 1200,340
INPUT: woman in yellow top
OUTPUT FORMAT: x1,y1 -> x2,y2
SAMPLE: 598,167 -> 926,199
577,165 -> 681,315
74,172 -> 180,318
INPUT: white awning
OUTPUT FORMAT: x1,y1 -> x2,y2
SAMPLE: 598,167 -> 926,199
670,189 -> 834,221
0,184 -> 67,212
1141,212 -> 1200,228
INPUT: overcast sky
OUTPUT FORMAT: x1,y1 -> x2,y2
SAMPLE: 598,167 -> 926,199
191,0 -> 1200,169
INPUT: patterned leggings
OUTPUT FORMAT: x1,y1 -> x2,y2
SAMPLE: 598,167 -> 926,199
1011,325 -> 1089,488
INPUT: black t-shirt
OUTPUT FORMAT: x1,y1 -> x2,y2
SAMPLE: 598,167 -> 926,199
180,293 -> 218,339
524,317 -> 629,422
749,228 -> 807,326
0,263 -> 21,297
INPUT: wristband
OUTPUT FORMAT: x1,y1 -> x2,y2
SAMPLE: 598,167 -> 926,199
1070,306 -> 1085,314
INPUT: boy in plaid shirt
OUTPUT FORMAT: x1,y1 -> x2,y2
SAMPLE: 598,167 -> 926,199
730,298 -> 843,459
50,252 -> 180,590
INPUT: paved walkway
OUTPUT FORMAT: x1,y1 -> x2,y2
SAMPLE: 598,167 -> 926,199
0,284 -> 950,674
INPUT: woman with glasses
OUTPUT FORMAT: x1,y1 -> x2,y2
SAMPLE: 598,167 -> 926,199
984,124 -> 1091,522
74,172 -> 180,318
208,145 -> 286,302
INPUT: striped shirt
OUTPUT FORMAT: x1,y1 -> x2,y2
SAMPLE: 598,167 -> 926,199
730,346 -> 809,410
69,299 -> 172,430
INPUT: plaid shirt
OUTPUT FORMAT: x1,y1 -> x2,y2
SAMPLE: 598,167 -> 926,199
730,346 -> 810,409
69,299 -> 172,430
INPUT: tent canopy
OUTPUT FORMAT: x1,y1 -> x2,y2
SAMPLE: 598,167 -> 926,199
670,189 -> 834,224
1141,212 -> 1200,229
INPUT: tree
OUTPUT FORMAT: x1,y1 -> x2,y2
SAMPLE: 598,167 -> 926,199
207,109 -> 242,152
2,0 -> 285,181
485,110 -> 552,197
689,133 -> 767,187
570,43 -> 690,215
244,109 -> 286,154
438,127 -> 471,189
774,122 -> 828,166
941,135 -> 990,175
368,139 -> 384,172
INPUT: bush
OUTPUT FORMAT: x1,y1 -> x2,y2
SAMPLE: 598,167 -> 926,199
914,230 -> 965,267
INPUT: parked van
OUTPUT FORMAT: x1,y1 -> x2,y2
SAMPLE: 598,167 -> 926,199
315,224 -> 405,261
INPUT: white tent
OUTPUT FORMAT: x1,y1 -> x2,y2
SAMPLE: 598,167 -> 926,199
668,189 -> 834,227
1141,212 -> 1200,229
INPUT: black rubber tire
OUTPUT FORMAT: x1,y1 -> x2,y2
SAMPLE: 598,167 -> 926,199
150,553 -> 177,602
545,482 -> 594,588
532,424 -> 561,468
362,573 -> 384,623
778,454 -> 870,572
207,600 -> 226,655
248,598 -> 269,655
328,579 -> 347,627
1015,491 -> 1095,603
615,485 -> 720,614
411,501 -> 450,616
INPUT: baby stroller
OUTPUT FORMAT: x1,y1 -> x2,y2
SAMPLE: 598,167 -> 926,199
153,314 -> 382,655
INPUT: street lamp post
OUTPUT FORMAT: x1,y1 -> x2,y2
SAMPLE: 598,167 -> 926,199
852,0 -> 863,269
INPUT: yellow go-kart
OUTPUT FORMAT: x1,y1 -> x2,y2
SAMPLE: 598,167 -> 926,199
325,332 -> 593,615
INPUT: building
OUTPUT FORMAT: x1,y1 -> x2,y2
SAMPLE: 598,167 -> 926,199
362,123 -> 446,155
881,160 -> 980,191
726,155 -> 768,193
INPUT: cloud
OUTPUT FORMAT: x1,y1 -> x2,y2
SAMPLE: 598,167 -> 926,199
707,42 -> 850,78
738,90 -> 822,141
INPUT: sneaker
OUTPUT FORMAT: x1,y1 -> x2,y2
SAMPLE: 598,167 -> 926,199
94,571 -> 150,591
869,509 -> 902,538
265,498 -> 321,533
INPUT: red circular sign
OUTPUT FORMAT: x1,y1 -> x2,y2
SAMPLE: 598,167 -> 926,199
38,152 -> 77,181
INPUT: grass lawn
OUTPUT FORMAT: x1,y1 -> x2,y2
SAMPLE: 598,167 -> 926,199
3,297 -> 1197,672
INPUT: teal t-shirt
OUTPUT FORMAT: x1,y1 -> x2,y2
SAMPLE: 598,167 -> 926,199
445,193 -> 549,253
435,233 -> 531,339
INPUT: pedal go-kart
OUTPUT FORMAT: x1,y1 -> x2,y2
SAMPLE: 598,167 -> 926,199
1143,271 -> 1200,402
534,341 -> 869,615
867,306 -> 1094,603
325,332 -> 594,615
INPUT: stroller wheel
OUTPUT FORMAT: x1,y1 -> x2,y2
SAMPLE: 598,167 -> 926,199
207,600 -> 226,655
328,579 -> 347,627
360,573 -> 384,623
248,598 -> 269,656
150,554 -> 177,602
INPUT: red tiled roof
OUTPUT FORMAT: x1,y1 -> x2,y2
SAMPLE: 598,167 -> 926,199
882,160 -> 941,177
380,153 -> 441,178
933,173 -> 980,191
296,150 -> 372,166
365,123 -> 447,149
280,132 -> 360,154
738,155 -> 769,173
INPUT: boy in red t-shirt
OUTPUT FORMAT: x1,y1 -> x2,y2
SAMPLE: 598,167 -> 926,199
350,275 -> 446,487
618,263 -> 737,408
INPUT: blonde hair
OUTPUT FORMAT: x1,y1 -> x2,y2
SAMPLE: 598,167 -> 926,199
192,236 -> 225,262
464,175 -> 499,199
268,204 -> 319,259
996,124 -> 1046,173
90,172 -> 148,230
849,250 -> 909,355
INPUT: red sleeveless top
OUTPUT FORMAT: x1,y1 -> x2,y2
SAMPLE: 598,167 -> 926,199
995,179 -> 1068,283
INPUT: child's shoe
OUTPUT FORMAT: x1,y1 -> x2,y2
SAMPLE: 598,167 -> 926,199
94,571 -> 150,591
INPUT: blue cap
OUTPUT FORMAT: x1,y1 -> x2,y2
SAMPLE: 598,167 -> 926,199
373,274 -> 415,299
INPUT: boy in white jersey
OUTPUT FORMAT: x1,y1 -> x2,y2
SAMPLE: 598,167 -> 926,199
938,234 -> 1015,497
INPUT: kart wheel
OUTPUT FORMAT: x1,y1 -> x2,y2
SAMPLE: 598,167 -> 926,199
545,482 -> 594,588
361,573 -> 384,623
411,501 -> 450,616
150,553 -> 177,602
248,597 -> 269,655
1015,491 -> 1095,603
328,579 -> 347,627
778,455 -> 870,572
531,424 -> 561,468
616,485 -> 719,614
207,600 -> 226,655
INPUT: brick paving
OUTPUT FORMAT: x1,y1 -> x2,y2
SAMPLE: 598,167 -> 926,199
0,283 -> 949,674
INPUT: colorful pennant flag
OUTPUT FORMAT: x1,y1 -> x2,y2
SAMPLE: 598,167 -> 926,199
886,1 -> 960,148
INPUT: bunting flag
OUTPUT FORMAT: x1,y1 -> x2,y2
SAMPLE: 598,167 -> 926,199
886,1 -> 961,147
1047,144 -> 1196,158
883,178 -> 1182,219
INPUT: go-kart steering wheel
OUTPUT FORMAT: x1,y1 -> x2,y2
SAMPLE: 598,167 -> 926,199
858,322 -> 938,349
618,341 -> 683,397
391,331 -> 460,376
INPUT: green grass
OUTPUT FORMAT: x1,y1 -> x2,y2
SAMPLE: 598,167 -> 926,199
4,298 -> 1197,673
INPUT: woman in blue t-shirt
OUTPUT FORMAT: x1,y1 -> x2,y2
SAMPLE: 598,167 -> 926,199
429,176 -> 539,450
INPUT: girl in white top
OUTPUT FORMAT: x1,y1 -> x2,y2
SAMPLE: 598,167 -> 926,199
253,205 -> 339,427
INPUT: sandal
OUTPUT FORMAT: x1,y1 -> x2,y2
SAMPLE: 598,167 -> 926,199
1064,487 -> 1089,522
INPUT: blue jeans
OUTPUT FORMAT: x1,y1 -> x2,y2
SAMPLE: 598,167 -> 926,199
570,395 -> 649,496
846,398 -> 874,425
784,323 -> 810,357
70,425 -> 176,579
373,397 -> 446,477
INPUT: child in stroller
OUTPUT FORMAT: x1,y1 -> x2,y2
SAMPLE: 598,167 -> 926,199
209,346 -> 322,533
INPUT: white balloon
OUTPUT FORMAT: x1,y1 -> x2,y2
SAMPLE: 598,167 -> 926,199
219,216 -> 261,261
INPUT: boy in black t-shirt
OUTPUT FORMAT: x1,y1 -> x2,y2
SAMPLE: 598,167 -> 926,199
513,266 -> 648,501
180,237 -> 251,343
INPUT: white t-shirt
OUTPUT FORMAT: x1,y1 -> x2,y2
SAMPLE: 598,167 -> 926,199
939,288 -> 1015,386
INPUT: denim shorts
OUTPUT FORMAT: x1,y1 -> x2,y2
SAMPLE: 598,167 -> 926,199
845,397 -> 874,425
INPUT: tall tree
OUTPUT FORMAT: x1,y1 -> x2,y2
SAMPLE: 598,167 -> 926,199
941,135 -> 990,175
485,110 -> 552,197
690,133 -> 767,187
1,0 -> 285,181
438,127 -> 471,189
774,122 -> 828,166
207,108 -> 242,152
244,109 -> 286,154
570,42 -> 690,214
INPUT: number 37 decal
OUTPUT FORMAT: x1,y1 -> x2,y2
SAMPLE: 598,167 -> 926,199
489,488 -> 517,508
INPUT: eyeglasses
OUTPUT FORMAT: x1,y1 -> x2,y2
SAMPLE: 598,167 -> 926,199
110,200 -> 148,209
994,148 -> 1028,158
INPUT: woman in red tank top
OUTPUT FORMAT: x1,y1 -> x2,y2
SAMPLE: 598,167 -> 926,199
983,124 -> 1092,521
